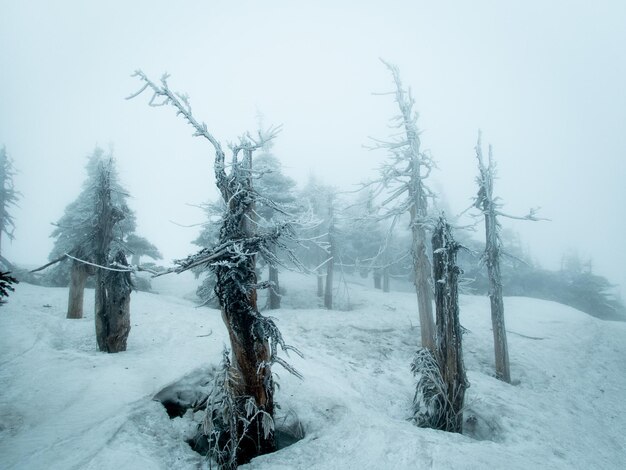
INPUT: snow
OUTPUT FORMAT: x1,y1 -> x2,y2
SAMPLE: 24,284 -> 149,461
1,274 -> 625,469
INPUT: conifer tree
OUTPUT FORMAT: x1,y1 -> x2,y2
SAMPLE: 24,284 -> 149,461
254,151 -> 297,309
0,146 -> 20,262
47,148 -> 135,318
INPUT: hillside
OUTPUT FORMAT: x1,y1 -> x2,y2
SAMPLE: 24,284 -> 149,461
0,275 -> 625,469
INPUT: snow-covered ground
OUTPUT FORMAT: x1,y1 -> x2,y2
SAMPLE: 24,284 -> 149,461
1,274 -> 625,469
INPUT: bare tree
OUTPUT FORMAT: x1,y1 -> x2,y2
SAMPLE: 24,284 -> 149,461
431,216 -> 468,432
369,60 -> 436,350
129,71 -> 301,467
474,132 -> 544,383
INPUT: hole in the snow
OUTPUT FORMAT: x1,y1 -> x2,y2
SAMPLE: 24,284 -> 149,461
153,366 -> 214,419
186,412 -> 305,457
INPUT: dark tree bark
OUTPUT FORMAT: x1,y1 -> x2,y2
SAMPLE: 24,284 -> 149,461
96,251 -> 132,353
93,162 -> 125,352
67,260 -> 89,319
267,245 -> 280,309
129,73 -> 302,466
213,146 -> 277,463
432,217 -> 468,433
373,269 -> 382,289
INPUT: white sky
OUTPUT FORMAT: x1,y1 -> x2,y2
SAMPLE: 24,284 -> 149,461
1,0 -> 625,296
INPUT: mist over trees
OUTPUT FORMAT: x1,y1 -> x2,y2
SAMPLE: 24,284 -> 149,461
1,48 -> 624,469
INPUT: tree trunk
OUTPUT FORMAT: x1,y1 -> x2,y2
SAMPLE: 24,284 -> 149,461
373,269 -> 382,289
382,267 -> 390,292
268,255 -> 280,309
324,260 -> 333,309
477,141 -> 511,384
220,289 -> 275,463
316,237 -> 324,298
214,147 -> 276,465
67,260 -> 88,319
94,162 -> 124,352
317,272 -> 324,298
411,206 -> 435,351
432,218 -> 468,433
485,213 -> 510,383
96,252 -> 132,353
324,203 -> 335,310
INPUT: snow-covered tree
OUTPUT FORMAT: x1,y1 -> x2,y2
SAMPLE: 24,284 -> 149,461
411,216 -> 467,433
341,189 -> 386,286
324,192 -> 337,309
92,160 -> 131,352
254,151 -> 297,309
192,200 -> 223,308
474,132 -> 543,383
130,71 -> 302,467
45,148 -> 136,319
369,60 -> 436,350
0,270 -> 18,305
0,146 -> 20,262
125,234 -> 162,265
297,177 -> 340,306
431,216 -> 467,431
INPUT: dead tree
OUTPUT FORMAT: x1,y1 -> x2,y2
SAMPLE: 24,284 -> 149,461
93,161 -> 127,352
98,251 -> 132,352
432,216 -> 468,432
369,60 -> 436,350
129,71 -> 301,467
474,132 -> 544,383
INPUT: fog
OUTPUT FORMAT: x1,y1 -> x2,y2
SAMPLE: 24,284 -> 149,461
1,0 -> 625,296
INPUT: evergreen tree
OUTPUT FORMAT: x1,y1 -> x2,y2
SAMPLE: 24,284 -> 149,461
298,176 -> 336,301
0,270 -> 18,305
45,147 -> 148,318
0,146 -> 20,262
192,200 -> 223,308
254,151 -> 297,309
125,234 -> 162,265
